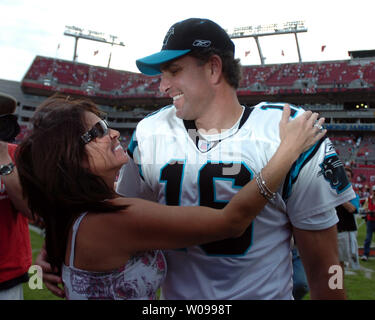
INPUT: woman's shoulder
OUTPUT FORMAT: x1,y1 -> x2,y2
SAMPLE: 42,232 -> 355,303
86,197 -> 151,226
110,196 -> 156,208
109,196 -> 143,208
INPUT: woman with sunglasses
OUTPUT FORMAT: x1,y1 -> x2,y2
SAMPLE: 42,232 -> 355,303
16,96 -> 326,300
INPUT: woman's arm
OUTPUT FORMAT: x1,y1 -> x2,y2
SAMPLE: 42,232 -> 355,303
88,106 -> 326,254
0,142 -> 32,218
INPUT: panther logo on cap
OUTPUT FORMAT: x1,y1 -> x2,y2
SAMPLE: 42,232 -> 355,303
192,40 -> 211,47
163,27 -> 175,47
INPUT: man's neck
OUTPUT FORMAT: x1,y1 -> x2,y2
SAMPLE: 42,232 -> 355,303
194,93 -> 243,133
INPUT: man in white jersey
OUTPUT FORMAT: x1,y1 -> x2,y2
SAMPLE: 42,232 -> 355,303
116,18 -> 355,299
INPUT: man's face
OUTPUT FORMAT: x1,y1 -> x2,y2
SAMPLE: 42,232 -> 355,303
159,55 -> 213,120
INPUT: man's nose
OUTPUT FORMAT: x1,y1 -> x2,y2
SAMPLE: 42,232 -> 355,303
159,75 -> 170,93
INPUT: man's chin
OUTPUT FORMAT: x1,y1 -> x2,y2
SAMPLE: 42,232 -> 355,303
174,106 -> 194,121
175,109 -> 186,120
178,114 -> 194,121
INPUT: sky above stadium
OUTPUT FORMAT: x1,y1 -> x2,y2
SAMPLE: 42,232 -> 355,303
1,0 -> 374,82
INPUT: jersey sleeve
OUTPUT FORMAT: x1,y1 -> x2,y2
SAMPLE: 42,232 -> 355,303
116,130 -> 157,201
284,137 -> 356,230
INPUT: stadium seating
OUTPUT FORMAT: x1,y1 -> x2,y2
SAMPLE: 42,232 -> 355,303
21,56 -> 375,99
363,62 -> 375,84
22,56 -> 163,99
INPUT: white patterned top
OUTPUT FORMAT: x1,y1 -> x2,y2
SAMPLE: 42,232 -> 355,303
62,213 -> 167,300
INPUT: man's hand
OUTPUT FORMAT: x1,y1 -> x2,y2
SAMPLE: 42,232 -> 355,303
342,201 -> 356,213
35,245 -> 65,298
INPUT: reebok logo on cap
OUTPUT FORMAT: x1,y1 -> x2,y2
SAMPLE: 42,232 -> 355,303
192,40 -> 211,47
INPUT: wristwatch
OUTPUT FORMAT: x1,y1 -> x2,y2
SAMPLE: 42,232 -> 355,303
0,163 -> 15,176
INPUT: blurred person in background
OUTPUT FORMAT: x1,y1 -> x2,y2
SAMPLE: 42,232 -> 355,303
361,185 -> 375,261
0,93 -> 32,300
335,167 -> 360,270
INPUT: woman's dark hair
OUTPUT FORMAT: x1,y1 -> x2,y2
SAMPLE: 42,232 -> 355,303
16,94 -> 127,273
188,47 -> 242,89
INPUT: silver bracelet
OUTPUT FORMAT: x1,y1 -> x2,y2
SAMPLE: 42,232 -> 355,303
259,170 -> 275,198
255,171 -> 276,202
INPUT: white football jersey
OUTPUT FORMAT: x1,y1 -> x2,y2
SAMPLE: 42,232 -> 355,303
116,102 -> 355,300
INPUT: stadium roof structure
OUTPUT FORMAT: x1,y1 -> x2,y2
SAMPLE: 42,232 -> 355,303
64,25 -> 125,68
349,49 -> 375,59
228,21 -> 307,65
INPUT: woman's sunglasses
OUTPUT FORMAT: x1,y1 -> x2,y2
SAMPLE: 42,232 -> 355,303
81,119 -> 109,144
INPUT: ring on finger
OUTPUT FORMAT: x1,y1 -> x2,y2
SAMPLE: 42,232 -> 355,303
313,122 -> 323,131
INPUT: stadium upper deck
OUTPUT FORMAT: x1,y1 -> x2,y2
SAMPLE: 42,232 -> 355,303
21,55 -> 375,107
21,56 -> 164,103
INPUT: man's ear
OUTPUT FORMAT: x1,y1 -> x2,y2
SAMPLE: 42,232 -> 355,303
208,54 -> 223,85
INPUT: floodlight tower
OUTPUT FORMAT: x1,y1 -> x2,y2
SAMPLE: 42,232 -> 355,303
64,26 -> 125,68
228,21 -> 307,65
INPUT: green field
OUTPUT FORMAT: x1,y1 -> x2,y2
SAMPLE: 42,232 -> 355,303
340,216 -> 375,300
24,217 -> 375,300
